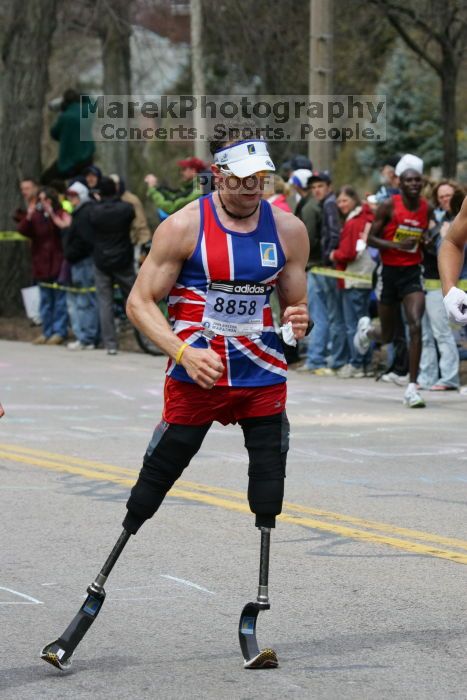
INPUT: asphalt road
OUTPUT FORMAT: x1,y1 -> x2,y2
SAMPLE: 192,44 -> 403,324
0,339 -> 466,700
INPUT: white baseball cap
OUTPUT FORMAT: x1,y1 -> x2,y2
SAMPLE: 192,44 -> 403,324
288,169 -> 313,189
214,140 -> 276,178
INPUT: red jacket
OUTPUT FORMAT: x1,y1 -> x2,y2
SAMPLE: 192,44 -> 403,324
332,204 -> 374,288
17,210 -> 65,281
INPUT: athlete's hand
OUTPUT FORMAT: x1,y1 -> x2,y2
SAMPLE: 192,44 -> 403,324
282,304 -> 310,340
180,347 -> 224,389
0,403 -> 4,418
443,286 -> 467,324
396,237 -> 419,251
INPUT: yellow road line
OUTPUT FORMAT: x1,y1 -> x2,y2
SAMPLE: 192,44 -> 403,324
1,445 -> 467,565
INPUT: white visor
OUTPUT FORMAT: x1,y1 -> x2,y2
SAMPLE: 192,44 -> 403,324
214,140 -> 276,178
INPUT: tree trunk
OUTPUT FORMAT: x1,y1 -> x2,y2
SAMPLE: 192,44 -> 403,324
98,0 -> 132,181
440,59 -> 458,178
0,0 -> 57,230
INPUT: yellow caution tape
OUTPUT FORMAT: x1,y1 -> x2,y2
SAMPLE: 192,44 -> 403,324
0,231 -> 27,241
310,266 -> 467,291
39,282 -> 119,294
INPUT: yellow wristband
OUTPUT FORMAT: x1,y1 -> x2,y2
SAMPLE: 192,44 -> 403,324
175,342 -> 189,365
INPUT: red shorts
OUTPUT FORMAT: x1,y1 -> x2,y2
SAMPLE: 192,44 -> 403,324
163,378 -> 287,425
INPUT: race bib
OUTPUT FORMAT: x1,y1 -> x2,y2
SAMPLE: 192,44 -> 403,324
393,225 -> 423,253
201,280 -> 269,337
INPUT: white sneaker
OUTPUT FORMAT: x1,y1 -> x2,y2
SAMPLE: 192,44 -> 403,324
381,371 -> 409,387
354,317 -> 371,355
336,364 -> 365,379
404,386 -> 426,408
67,340 -> 95,350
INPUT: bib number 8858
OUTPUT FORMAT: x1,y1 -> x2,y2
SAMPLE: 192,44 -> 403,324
213,297 -> 257,315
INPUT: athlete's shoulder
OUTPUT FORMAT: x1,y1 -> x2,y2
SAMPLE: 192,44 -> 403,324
271,204 -> 307,238
270,205 -> 308,261
153,197 -> 202,258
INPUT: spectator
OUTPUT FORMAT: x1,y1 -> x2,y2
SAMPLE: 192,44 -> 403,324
13,178 -> 39,223
90,177 -> 135,355
330,186 -> 375,377
17,187 -> 69,345
374,155 -> 400,202
299,171 -> 349,375
59,182 -> 99,350
288,168 -> 313,209
109,173 -> 151,245
417,182 -> 463,390
264,175 -> 292,212
42,89 -> 95,184
82,165 -> 103,200
144,157 -> 205,217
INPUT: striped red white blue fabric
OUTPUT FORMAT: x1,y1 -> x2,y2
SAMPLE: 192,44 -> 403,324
166,193 -> 288,387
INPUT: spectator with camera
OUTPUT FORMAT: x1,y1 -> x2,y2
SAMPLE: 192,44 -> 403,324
17,187 -> 69,345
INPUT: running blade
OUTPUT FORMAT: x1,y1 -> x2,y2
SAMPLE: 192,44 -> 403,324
238,601 -> 278,669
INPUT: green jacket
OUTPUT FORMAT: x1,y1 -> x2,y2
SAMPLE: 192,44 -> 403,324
147,180 -> 202,216
50,101 -> 95,174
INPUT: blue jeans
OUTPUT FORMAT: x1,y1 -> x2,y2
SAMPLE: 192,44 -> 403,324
70,257 -> 99,345
417,289 -> 459,388
315,274 -> 349,369
306,271 -> 329,369
342,287 -> 371,368
39,284 -> 68,339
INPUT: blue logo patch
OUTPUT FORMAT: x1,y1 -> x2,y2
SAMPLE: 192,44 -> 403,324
247,144 -> 256,154
260,242 -> 278,268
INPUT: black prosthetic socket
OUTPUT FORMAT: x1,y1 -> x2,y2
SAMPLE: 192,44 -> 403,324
123,421 -> 210,534
240,412 -> 289,528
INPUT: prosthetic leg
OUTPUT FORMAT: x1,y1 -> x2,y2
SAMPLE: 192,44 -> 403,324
238,526 -> 278,669
40,529 -> 131,671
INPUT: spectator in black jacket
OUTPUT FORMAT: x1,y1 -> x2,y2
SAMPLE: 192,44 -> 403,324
301,171 -> 349,374
59,182 -> 99,349
90,177 -> 135,355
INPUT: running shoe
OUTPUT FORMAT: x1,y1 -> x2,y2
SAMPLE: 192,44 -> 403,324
309,367 -> 335,376
353,317 -> 371,355
336,364 -> 365,379
381,371 -> 409,387
404,386 -> 426,408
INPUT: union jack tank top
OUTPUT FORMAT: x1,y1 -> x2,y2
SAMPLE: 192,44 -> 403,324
166,193 -> 287,387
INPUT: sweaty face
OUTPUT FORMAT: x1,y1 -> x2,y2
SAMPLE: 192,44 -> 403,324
217,169 -> 268,207
437,184 -> 455,212
400,170 -> 422,198
311,181 -> 331,201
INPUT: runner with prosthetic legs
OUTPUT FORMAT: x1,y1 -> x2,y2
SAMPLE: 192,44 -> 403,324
41,131 -> 310,671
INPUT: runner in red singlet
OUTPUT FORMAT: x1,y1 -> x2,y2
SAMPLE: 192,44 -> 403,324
353,166 -> 431,407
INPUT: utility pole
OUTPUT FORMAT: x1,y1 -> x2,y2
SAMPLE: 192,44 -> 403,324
309,0 -> 333,171
190,0 -> 209,161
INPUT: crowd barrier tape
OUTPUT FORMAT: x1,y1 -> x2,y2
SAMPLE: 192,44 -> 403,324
0,232 -> 27,241
39,282 -> 119,294
310,266 -> 467,292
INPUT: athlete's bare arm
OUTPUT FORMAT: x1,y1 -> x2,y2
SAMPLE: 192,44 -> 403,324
439,196 -> 467,295
368,199 -> 418,251
273,210 -> 310,339
126,201 -> 224,389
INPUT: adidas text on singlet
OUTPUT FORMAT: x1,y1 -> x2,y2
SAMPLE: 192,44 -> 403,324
166,194 -> 287,387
